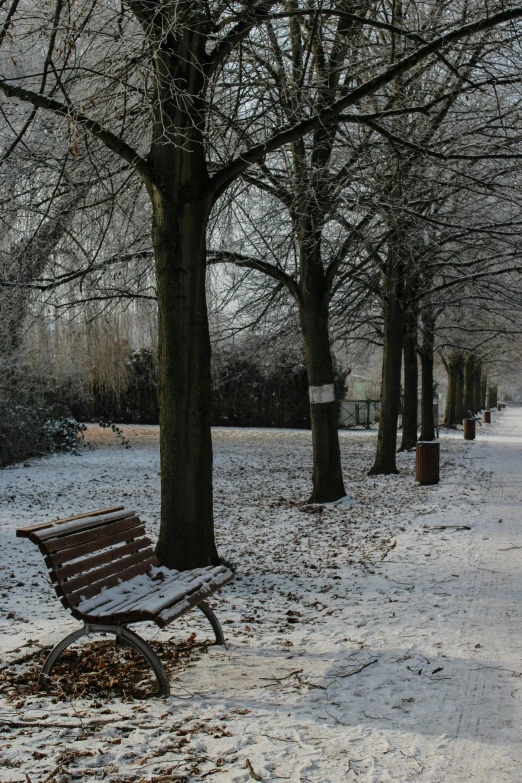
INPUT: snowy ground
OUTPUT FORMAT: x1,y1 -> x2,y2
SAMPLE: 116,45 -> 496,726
1,410 -> 521,782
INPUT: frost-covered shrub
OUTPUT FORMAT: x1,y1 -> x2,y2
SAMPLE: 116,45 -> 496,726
0,363 -> 85,468
42,416 -> 86,453
211,344 -> 347,428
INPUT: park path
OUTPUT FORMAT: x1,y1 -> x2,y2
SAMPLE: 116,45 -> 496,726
379,406 -> 522,783
448,408 -> 522,780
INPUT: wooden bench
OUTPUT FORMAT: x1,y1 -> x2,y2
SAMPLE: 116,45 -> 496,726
16,506 -> 234,697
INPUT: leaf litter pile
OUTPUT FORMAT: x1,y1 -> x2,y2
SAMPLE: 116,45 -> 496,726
1,633 -> 206,701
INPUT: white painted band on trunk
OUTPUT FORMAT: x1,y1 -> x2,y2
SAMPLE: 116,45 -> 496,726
309,384 -> 335,404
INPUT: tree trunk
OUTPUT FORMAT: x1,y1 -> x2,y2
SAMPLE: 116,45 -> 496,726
419,307 -> 435,441
444,355 -> 458,426
463,355 -> 475,418
488,385 -> 497,408
474,364 -> 482,413
370,258 -> 405,475
299,293 -> 346,503
151,24 -> 219,570
153,186 -> 220,570
399,308 -> 418,450
481,376 -> 487,409
455,355 -> 465,424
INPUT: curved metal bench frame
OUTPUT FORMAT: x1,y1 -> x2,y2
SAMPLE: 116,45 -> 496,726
40,601 -> 224,698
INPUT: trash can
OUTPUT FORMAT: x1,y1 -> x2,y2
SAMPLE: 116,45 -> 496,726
464,418 -> 476,440
483,410 -> 491,424
416,441 -> 440,484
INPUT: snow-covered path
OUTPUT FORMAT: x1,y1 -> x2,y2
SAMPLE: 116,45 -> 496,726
1,410 -> 522,782
436,414 -> 522,781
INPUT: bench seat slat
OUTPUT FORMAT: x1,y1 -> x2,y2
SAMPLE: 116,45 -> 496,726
42,516 -> 142,555
126,568 -> 234,623
75,565 -> 228,617
76,566 -> 231,619
52,538 -> 153,581
125,568 -> 230,617
45,524 -> 147,568
58,547 -> 158,597
32,508 -> 136,543
76,566 -> 234,625
155,571 -> 235,628
110,571 -> 234,625
65,556 -> 159,606
16,506 -> 126,538
74,565 -> 218,615
97,574 -> 212,619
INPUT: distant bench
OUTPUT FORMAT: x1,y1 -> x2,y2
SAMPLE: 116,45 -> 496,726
17,506 -> 234,697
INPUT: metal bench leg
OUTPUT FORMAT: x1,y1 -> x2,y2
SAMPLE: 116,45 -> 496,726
39,624 -> 170,698
39,627 -> 88,689
115,625 -> 170,697
198,601 -> 225,645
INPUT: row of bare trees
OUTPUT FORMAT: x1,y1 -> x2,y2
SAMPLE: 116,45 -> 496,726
3,0 -> 522,568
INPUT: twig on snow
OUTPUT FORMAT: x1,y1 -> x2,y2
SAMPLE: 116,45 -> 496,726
472,665 -> 521,675
363,711 -> 392,721
200,767 -> 229,778
0,719 -> 80,730
381,541 -> 396,560
336,660 -> 377,677
425,676 -> 452,682
54,680 -> 86,729
400,750 -> 424,775
245,758 -> 263,780
296,673 -> 326,689
43,766 -> 63,783
325,707 -> 350,725
260,669 -> 303,682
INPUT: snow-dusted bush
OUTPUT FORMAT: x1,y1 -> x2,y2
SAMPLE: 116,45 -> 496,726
0,362 -> 85,468
211,344 -> 347,429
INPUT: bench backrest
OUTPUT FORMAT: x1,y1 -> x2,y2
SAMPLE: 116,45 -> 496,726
17,506 -> 159,613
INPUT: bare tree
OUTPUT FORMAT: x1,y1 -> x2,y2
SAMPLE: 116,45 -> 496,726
2,0 -> 522,564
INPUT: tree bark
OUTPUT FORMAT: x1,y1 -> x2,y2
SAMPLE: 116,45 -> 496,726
153,187 -> 219,570
463,355 -> 475,418
443,354 -> 458,426
474,363 -> 482,413
298,268 -> 346,503
151,18 -> 219,569
455,354 -> 465,424
419,306 -> 436,441
369,252 -> 405,475
399,308 -> 418,450
481,376 -> 487,409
